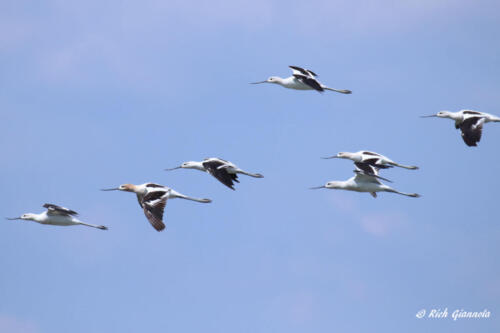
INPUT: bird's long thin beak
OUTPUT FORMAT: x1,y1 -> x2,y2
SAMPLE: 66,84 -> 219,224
165,166 -> 181,171
310,186 -> 326,190
321,156 -> 339,159
250,81 -> 267,84
6,217 -> 21,220
100,187 -> 120,191
420,115 -> 437,118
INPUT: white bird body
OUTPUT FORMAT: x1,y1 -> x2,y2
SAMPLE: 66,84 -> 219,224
333,175 -> 385,193
34,211 -> 80,226
166,157 -> 264,190
323,150 -> 419,170
312,171 -> 420,198
422,109 -> 500,146
268,76 -> 314,90
101,182 -> 211,231
251,66 -> 352,94
7,204 -> 107,230
436,110 -> 500,124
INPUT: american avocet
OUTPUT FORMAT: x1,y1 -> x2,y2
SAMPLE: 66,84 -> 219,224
322,150 -> 419,171
166,158 -> 264,190
6,204 -> 108,230
421,110 -> 500,146
251,65 -> 352,94
311,170 -> 420,198
101,183 -> 211,231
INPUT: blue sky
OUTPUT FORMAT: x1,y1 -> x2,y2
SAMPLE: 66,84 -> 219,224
1,0 -> 500,332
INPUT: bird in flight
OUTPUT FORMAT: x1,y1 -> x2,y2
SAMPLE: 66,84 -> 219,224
6,204 -> 108,230
166,157 -> 264,190
421,110 -> 500,146
322,150 -> 419,173
251,65 -> 352,94
311,170 -> 420,198
101,183 -> 211,231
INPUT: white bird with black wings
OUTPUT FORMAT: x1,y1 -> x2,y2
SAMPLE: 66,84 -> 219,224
251,65 -> 352,94
322,150 -> 419,174
6,204 -> 108,230
101,183 -> 211,231
166,157 -> 264,190
421,110 -> 500,147
311,170 -> 420,198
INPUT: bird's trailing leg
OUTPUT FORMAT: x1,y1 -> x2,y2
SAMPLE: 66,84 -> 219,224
353,169 -> 392,183
323,87 -> 352,94
388,162 -> 419,170
384,188 -> 421,198
168,189 -> 212,203
78,222 -> 108,230
235,169 -> 264,178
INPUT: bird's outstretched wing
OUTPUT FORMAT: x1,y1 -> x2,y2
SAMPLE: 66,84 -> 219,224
202,160 -> 238,190
293,74 -> 324,92
289,65 -> 317,77
360,157 -> 392,170
353,170 -> 383,184
360,151 -> 382,157
136,194 -> 144,208
354,162 -> 378,175
354,161 -> 392,181
460,117 -> 484,147
43,203 -> 78,216
145,183 -> 165,188
354,166 -> 392,182
462,110 -> 482,116
141,190 -> 167,232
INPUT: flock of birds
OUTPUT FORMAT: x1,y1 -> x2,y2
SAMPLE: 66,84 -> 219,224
7,66 -> 500,232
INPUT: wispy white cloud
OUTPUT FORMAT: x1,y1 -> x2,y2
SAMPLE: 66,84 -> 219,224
0,315 -> 38,333
267,291 -> 315,324
327,192 -> 411,236
360,211 -> 409,236
1,0 -> 486,85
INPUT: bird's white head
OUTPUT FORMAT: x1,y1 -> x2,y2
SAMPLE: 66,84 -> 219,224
266,76 -> 280,84
321,152 -> 354,160
421,111 -> 454,119
336,152 -> 354,159
6,213 -> 36,221
310,181 -> 343,190
250,76 -> 281,85
325,181 -> 343,189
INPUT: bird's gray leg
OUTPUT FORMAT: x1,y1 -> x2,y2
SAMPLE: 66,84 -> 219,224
384,188 -> 420,198
235,169 -> 264,178
169,190 -> 212,203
